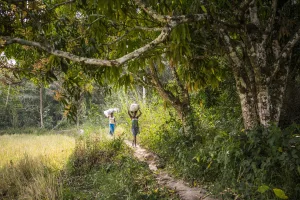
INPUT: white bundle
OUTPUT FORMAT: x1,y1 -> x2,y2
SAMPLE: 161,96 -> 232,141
104,108 -> 119,117
129,103 -> 140,112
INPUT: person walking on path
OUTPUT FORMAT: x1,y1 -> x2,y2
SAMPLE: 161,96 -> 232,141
108,112 -> 116,136
128,109 -> 142,147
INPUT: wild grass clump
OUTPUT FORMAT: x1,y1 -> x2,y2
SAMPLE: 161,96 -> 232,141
0,156 -> 62,200
0,134 -> 75,199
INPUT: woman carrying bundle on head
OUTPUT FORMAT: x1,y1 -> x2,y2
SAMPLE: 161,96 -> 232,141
128,103 -> 142,147
104,108 -> 118,136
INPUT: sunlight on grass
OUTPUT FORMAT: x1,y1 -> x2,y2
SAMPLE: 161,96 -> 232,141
0,134 -> 75,169
0,133 -> 76,199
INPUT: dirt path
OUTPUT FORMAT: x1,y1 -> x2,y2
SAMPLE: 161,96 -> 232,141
124,140 -> 217,200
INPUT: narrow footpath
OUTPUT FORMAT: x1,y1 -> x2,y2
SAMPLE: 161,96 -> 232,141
124,140 -> 217,200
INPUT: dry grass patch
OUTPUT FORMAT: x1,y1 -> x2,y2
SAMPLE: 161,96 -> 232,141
0,134 -> 75,169
0,134 -> 75,199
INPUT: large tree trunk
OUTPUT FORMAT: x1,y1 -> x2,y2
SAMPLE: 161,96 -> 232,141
5,84 -> 11,108
142,76 -> 146,104
177,103 -> 194,135
40,86 -> 44,128
236,83 -> 259,130
76,92 -> 84,129
235,62 -> 289,130
220,25 -> 293,130
235,63 -> 289,129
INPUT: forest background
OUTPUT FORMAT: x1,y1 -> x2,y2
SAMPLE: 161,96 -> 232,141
0,0 -> 300,199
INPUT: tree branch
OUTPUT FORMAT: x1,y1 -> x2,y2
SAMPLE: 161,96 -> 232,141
219,29 -> 243,70
279,27 -> 300,60
236,0 -> 254,19
148,63 -> 180,107
134,26 -> 164,31
128,71 -> 153,87
272,27 -> 300,78
133,0 -> 207,26
249,1 -> 260,28
48,0 -> 75,11
219,28 -> 251,90
115,27 -> 170,64
1,27 -> 171,67
133,0 -> 168,23
264,0 -> 277,36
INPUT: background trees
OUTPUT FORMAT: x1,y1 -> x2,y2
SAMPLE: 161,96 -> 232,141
1,0 -> 300,131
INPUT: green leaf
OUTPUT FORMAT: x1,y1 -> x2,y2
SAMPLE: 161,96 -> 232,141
273,188 -> 288,199
201,5 -> 207,13
257,185 -> 269,193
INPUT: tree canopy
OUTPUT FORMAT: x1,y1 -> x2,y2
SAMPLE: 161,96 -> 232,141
1,0 -> 300,130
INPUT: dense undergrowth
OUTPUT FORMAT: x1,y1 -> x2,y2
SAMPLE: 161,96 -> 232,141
139,114 -> 300,199
100,86 -> 300,199
1,87 -> 300,199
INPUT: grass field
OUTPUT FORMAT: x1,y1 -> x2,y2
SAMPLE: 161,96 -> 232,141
0,134 -> 75,169
0,133 -> 75,199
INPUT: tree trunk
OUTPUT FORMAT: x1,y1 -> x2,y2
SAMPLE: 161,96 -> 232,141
148,62 -> 194,135
5,84 -> 11,108
76,109 -> 80,128
221,27 -> 292,130
142,76 -> 146,104
40,86 -> 44,128
236,83 -> 259,130
235,62 -> 289,130
177,103 -> 194,135
76,92 -> 84,129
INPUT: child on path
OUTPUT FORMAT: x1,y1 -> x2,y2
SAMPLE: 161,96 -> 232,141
128,109 -> 142,147
108,112 -> 116,136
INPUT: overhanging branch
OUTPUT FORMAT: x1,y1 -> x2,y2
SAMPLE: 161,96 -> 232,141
1,27 -> 171,67
48,0 -> 75,11
148,63 -> 180,107
133,0 -> 207,26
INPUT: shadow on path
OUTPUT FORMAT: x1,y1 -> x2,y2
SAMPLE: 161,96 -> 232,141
124,140 -> 217,200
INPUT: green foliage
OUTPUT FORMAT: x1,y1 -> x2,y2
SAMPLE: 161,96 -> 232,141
141,113 -> 300,199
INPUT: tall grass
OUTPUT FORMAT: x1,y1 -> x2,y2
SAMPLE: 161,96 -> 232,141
0,134 -> 75,199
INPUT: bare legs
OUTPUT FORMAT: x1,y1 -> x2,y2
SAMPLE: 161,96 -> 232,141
132,135 -> 137,147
